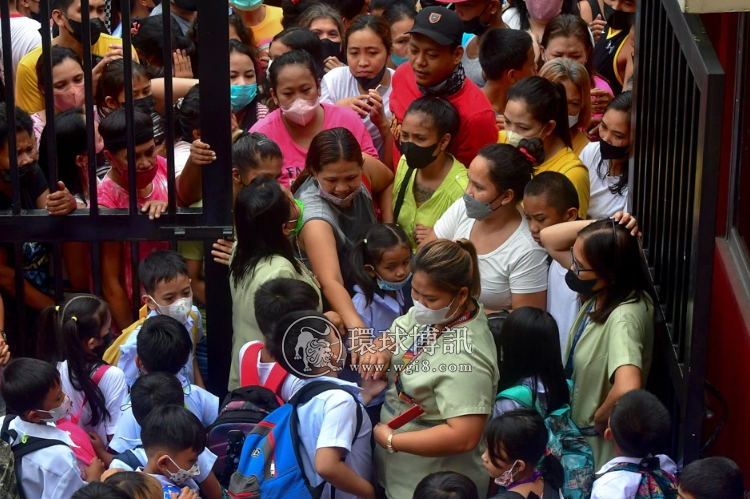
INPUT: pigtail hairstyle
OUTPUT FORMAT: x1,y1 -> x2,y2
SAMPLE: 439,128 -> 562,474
349,223 -> 411,306
507,76 -> 572,149
414,238 -> 481,299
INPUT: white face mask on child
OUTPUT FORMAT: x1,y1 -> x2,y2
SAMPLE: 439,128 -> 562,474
149,296 -> 193,324
35,394 -> 73,422
166,456 -> 200,485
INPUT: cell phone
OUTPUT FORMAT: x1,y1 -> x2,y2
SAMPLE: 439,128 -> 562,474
387,404 -> 425,429
374,84 -> 388,97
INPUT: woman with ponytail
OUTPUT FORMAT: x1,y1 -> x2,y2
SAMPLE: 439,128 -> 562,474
37,295 -> 127,446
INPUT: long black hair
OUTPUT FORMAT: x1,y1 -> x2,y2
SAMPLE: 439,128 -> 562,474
496,307 -> 570,412
271,28 -> 325,78
477,139 -> 544,204
349,223 -> 411,306
507,76 -> 572,149
36,295 -> 113,427
508,0 -> 579,31
598,91 -> 633,196
230,39 -> 262,130
175,83 -> 200,143
39,107 -> 88,202
485,408 -> 565,490
230,176 -> 300,287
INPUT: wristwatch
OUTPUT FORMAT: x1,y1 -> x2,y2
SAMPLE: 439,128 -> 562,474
387,432 -> 396,454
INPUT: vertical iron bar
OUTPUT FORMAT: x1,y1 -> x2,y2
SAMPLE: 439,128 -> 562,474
1,0 -> 19,215
41,0 -> 58,190
119,0 -> 138,215
162,0 -> 176,216
81,0 -> 99,216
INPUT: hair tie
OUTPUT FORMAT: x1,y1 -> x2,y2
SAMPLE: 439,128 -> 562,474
71,316 -> 77,322
55,306 -> 60,312
518,147 -> 536,164
130,21 -> 141,36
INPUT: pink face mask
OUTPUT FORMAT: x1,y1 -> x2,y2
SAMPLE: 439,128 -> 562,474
525,0 -> 563,22
53,83 -> 86,111
280,97 -> 320,126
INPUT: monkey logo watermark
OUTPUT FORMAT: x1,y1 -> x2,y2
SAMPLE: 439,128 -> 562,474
283,315 -> 345,377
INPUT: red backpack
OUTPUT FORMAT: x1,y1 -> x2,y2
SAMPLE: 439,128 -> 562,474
240,343 -> 288,406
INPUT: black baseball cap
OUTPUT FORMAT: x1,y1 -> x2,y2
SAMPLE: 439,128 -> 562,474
406,6 -> 464,47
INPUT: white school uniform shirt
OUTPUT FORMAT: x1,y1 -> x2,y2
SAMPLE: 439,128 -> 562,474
237,341 -> 305,403
292,377 -> 373,499
546,260 -> 581,357
110,442 -> 217,487
434,199 -> 548,311
0,15 -> 41,84
580,142 -> 628,220
0,416 -> 86,499
109,373 -> 219,453
320,66 -> 394,160
592,455 -> 677,499
116,307 -> 204,386
56,360 -> 128,443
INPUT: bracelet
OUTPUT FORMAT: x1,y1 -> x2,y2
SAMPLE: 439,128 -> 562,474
386,432 -> 396,454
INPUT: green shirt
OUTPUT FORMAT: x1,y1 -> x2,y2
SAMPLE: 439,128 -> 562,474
392,155 -> 468,250
564,293 -> 655,468
375,305 -> 499,499
228,255 -> 322,391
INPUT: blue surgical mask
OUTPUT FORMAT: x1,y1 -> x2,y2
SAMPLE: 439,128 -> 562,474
368,266 -> 411,291
230,83 -> 258,110
391,53 -> 409,67
231,0 -> 263,12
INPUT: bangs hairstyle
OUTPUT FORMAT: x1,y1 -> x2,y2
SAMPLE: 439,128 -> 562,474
130,372 -> 184,425
598,91 -> 633,196
349,223 -> 411,307
477,141 -> 543,204
345,14 -> 392,53
541,14 -> 598,86
414,239 -> 481,299
539,57 -> 591,130
291,127 -> 363,194
298,3 -> 345,38
35,45 -> 82,95
1,358 -> 61,416
404,96 -> 459,144
105,472 -> 163,499
412,472 -> 478,499
524,171 -> 580,214
507,76 -> 572,149
609,389 -> 671,458
270,30 -> 324,79
254,278 -> 321,343
94,58 -> 149,119
136,315 -> 192,374
479,28 -> 533,81
578,218 -> 651,323
138,250 -> 190,295
98,108 -> 154,152
229,40 -> 262,128
232,132 -> 282,177
268,310 -> 342,378
140,405 -> 206,456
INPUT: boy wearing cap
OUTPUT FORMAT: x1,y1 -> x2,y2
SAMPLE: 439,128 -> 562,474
389,6 -> 497,170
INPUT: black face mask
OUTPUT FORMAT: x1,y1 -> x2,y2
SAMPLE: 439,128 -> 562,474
565,269 -> 598,298
608,9 -> 635,31
400,141 -> 439,170
64,16 -> 106,45
462,3 -> 491,36
2,163 -> 35,186
174,0 -> 199,11
320,38 -> 342,60
134,95 -> 156,115
354,63 -> 387,91
599,138 -> 629,160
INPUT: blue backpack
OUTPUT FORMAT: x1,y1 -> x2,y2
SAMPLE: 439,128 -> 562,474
228,381 -> 364,499
497,383 -> 595,499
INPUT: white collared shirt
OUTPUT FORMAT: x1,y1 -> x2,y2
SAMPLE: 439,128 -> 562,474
592,454 -> 677,499
110,444 -> 216,488
0,416 -> 86,499
292,377 -> 373,499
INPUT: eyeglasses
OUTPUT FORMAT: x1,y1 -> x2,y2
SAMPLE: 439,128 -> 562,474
570,247 -> 593,276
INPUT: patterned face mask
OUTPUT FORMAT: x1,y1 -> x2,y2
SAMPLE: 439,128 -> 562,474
165,456 -> 200,485
150,296 -> 193,324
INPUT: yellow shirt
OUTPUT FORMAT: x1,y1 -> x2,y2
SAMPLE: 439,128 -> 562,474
249,5 -> 284,51
16,34 -> 138,113
572,131 -> 590,156
497,131 -> 590,218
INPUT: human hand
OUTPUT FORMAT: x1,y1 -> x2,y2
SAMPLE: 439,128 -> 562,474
189,140 -> 217,166
172,487 -> 199,499
46,181 -> 76,216
323,311 -> 345,335
0,334 -> 11,366
413,223 -> 432,245
372,423 -> 393,449
495,114 -> 505,130
367,90 -> 390,131
101,467 -> 125,482
361,376 -> 388,404
584,119 -> 601,141
336,96 -> 372,118
589,14 -> 607,43
590,88 -> 614,115
358,348 -> 392,381
173,49 -> 193,78
211,238 -> 235,265
84,458 -> 105,482
87,432 -> 106,455
324,56 -> 345,73
141,200 -> 168,220
613,211 -> 641,237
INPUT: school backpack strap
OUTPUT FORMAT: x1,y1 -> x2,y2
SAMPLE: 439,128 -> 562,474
71,364 -> 113,425
496,384 -> 535,409
112,447 -> 144,471
103,305 -> 150,365
604,457 -> 679,499
240,343 -> 264,387
264,364 -> 289,398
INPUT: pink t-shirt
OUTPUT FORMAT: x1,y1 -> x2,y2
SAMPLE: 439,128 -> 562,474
592,76 -> 614,119
97,156 -> 170,301
249,103 -> 378,188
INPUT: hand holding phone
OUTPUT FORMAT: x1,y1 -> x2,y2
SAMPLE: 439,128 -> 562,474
387,404 -> 425,429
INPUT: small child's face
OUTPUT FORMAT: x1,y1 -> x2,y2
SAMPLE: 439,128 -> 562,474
29,381 -> 68,422
523,194 -> 576,245
481,444 -> 507,479
368,245 -> 412,284
159,448 -> 200,478
146,274 -> 193,310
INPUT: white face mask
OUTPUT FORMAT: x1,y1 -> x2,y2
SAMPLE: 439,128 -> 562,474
568,114 -> 579,128
35,394 -> 73,422
495,459 -> 520,487
412,295 -> 459,325
150,295 -> 193,324
505,130 -> 524,148
166,455 -> 200,485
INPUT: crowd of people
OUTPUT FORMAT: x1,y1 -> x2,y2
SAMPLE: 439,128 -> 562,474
0,0 -> 744,498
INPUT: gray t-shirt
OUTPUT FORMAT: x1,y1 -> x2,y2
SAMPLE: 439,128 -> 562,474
462,35 -> 486,88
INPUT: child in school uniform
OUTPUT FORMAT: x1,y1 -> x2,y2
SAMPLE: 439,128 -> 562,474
110,315 -> 219,454
109,373 -> 223,499
237,278 -> 321,402
266,310 -> 386,499
0,358 -> 104,499
678,456 -> 744,499
592,389 -> 678,499
111,250 -> 205,388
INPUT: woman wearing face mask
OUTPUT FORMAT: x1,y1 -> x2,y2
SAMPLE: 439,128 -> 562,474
321,14 -> 394,162
297,3 -> 346,73
392,97 -> 466,250
364,238 -> 499,499
503,0 -> 579,44
250,50 -> 385,192
539,212 -> 653,469
579,91 -> 631,219
292,128 -> 393,332
229,40 -> 268,130
426,141 -> 549,313
37,295 -> 127,455
382,3 -> 416,70
31,46 -> 86,149
227,176 -> 321,391
502,76 -> 590,218
541,14 -> 613,122
539,58 -> 591,155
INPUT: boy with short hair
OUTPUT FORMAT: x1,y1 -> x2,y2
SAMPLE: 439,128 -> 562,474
678,456 -> 744,499
592,389 -> 678,499
523,171 -> 580,351
0,358 -> 103,499
113,250 -> 204,388
266,310 -> 379,499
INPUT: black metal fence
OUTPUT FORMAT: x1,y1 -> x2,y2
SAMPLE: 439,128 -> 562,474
0,0 -> 234,395
632,0 -> 724,463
